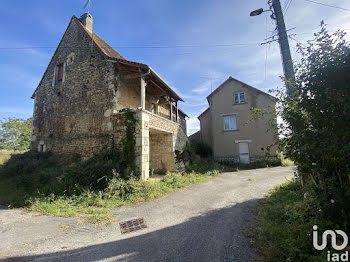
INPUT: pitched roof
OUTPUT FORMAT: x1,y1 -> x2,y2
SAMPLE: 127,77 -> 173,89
31,15 -> 183,102
206,76 -> 277,101
74,16 -> 148,68
198,108 -> 209,119
77,20 -> 125,60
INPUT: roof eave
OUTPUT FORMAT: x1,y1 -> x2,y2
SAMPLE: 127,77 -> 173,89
148,67 -> 184,102
206,76 -> 278,101
198,108 -> 209,119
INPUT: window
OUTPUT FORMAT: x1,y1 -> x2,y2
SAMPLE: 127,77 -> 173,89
234,93 -> 239,104
234,92 -> 246,104
239,92 -> 245,103
57,63 -> 64,83
223,115 -> 237,130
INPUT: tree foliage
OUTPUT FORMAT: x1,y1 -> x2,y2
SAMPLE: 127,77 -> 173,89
277,23 -> 350,231
0,117 -> 32,151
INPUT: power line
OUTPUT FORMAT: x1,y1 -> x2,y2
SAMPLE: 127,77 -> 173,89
303,0 -> 350,12
289,35 -> 307,47
282,0 -> 289,13
284,0 -> 293,15
0,42 -> 260,51
264,1 -> 269,85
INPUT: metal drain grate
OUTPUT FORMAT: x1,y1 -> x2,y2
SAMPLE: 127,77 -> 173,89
119,218 -> 147,234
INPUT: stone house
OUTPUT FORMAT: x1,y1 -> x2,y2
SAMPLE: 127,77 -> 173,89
30,13 -> 188,180
198,77 -> 277,163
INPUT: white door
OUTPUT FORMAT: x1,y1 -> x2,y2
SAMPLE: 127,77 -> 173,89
239,143 -> 250,164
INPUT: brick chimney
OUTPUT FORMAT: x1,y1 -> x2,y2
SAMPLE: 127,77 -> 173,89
79,13 -> 93,32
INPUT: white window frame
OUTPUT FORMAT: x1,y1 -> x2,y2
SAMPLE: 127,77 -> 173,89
223,115 -> 237,131
234,92 -> 246,104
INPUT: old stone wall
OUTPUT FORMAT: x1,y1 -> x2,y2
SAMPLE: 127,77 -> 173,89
148,111 -> 188,151
30,17 -> 188,179
31,18 -> 118,157
149,132 -> 174,173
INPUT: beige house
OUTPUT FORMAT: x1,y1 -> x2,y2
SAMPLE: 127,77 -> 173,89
30,13 -> 188,180
198,77 -> 277,163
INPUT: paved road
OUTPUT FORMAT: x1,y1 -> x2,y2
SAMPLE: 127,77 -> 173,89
0,166 -> 295,262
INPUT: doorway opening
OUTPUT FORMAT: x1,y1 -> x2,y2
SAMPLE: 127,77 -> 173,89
149,128 -> 175,175
239,142 -> 250,164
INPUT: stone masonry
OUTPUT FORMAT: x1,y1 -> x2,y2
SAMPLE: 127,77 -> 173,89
30,14 -> 188,180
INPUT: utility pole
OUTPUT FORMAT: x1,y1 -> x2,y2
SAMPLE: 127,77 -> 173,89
271,0 -> 295,97
250,0 -> 295,97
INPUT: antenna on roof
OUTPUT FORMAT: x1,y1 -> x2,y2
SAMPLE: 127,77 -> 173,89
84,0 -> 91,14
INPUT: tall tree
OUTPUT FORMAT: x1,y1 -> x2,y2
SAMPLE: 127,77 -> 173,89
278,23 -> 350,231
0,117 -> 32,151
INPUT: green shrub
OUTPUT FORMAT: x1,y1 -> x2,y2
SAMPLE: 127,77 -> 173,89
218,159 -> 281,171
0,150 -> 122,206
162,173 -> 187,189
190,140 -> 212,158
120,109 -> 138,179
251,180 -> 327,261
61,150 -> 122,195
276,24 -> 350,231
187,159 -> 222,174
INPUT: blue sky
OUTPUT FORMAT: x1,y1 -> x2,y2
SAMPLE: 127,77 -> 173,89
0,0 -> 349,135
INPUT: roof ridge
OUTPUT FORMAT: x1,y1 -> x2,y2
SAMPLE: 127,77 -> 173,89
206,76 -> 277,101
31,15 -> 184,102
74,16 -> 125,60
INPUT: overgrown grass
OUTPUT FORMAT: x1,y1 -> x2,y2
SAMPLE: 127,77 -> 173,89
0,152 -> 221,224
219,158 -> 282,172
28,171 -> 219,224
250,180 -> 328,262
0,150 -> 24,165
0,149 -> 283,224
279,152 -> 295,166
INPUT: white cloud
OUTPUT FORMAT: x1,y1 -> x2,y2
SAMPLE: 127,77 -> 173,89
193,81 -> 210,94
186,117 -> 200,136
168,0 -> 350,135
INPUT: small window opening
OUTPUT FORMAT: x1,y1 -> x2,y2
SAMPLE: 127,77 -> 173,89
57,63 -> 64,83
40,144 -> 44,152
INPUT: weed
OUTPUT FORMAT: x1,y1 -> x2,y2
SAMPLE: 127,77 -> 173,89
250,180 -> 327,261
59,224 -> 69,231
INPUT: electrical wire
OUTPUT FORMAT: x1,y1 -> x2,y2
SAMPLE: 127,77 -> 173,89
303,0 -> 350,12
284,0 -> 293,16
289,35 -> 307,47
0,42 -> 260,51
264,2 -> 269,85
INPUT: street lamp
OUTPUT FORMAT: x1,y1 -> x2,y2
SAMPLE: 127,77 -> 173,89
250,1 -> 295,98
250,8 -> 275,19
249,8 -> 264,16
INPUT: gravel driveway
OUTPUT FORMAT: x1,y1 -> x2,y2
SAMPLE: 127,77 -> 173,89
0,166 -> 295,262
